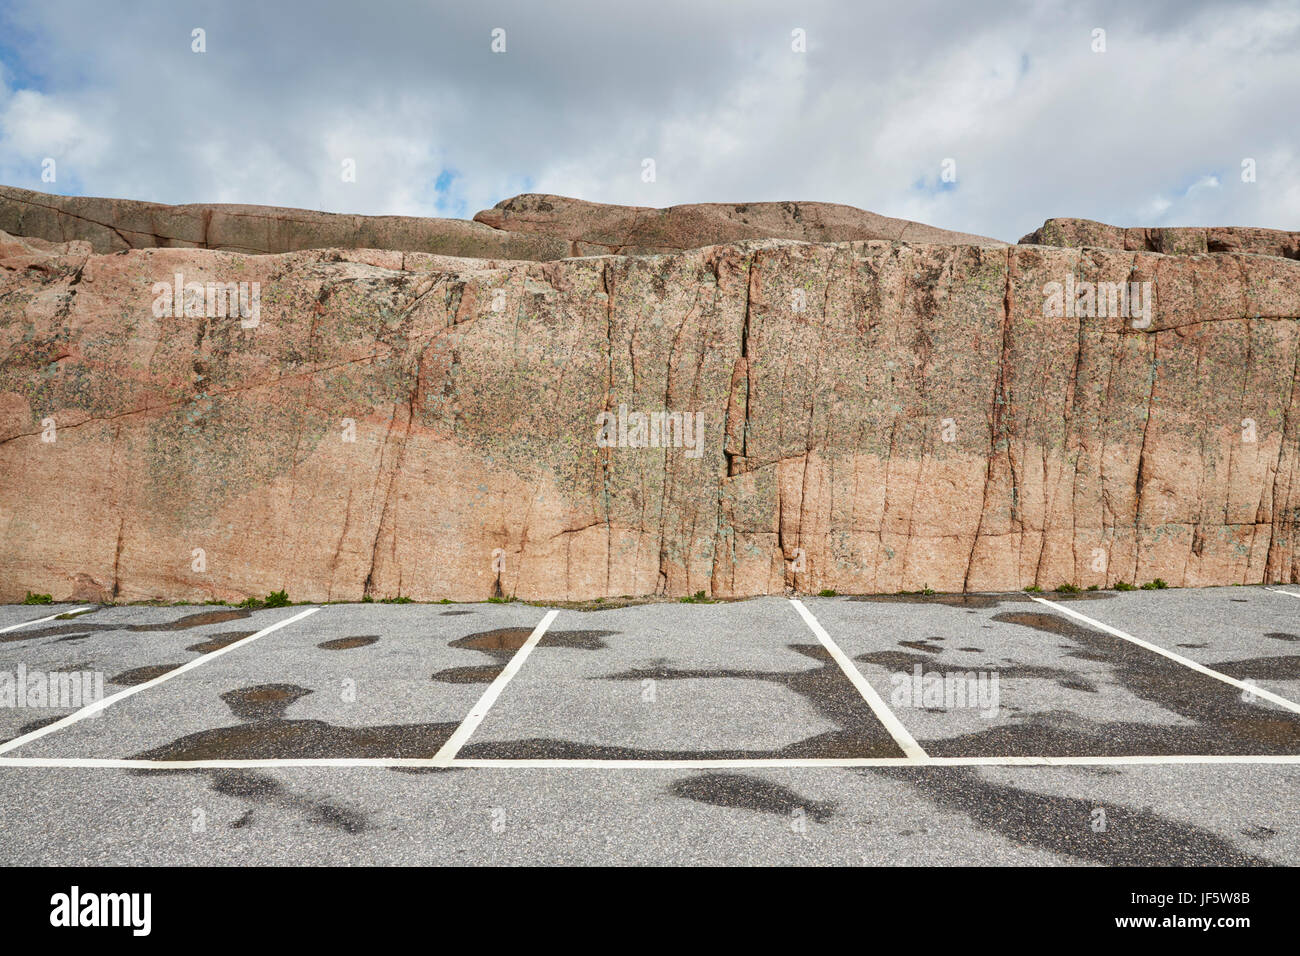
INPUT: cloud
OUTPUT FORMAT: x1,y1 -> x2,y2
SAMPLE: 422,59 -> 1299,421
0,0 -> 1295,241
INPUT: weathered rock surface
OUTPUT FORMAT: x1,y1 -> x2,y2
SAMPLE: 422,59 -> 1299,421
0,184 -> 572,260
1022,217 -> 1300,260
0,185 -> 999,260
474,194 -> 1006,254
1,192 -> 1299,603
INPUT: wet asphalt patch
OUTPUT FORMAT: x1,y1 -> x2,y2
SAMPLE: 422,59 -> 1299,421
317,636 -> 380,651
867,767 -> 1272,866
130,767 -> 373,834
133,684 -> 460,761
433,628 -> 616,684
4,608 -> 253,643
109,663 -> 186,686
669,773 -> 835,822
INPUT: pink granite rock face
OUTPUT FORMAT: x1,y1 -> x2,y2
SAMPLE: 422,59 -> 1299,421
474,194 -> 1006,254
1021,217 -> 1300,260
1,189 -> 1298,602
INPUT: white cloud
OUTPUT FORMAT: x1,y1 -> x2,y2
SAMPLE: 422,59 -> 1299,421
0,0 -> 1294,241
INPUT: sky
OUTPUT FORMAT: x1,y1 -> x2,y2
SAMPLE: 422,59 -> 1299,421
0,0 -> 1296,242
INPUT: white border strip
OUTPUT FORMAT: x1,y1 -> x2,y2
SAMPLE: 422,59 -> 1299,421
790,598 -> 928,759
431,608 -> 559,762
0,607 -> 93,635
1265,587 -> 1300,600
0,606 -> 321,756
0,753 -> 1297,770
1032,597 -> 1300,715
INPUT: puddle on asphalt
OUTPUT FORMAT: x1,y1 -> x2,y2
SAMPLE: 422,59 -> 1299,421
450,628 -> 534,655
451,627 -> 616,655
462,643 -> 905,760
669,772 -> 834,822
1265,632 -> 1300,642
223,684 -> 311,721
431,665 -> 504,684
187,631 -> 256,653
433,628 -> 616,684
868,767 -> 1272,865
318,636 -> 380,651
109,664 -> 184,686
145,610 -> 253,630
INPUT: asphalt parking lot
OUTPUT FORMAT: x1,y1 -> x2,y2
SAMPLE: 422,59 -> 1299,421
0,587 -> 1297,865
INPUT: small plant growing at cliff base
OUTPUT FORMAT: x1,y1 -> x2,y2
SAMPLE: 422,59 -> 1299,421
1140,579 -> 1169,590
818,589 -> 838,597
22,591 -> 53,605
1055,583 -> 1081,594
679,591 -> 713,604
1023,585 -> 1043,594
1114,581 -> 1135,591
238,590 -> 292,609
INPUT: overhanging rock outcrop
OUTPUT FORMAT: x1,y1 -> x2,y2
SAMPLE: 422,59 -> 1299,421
1,188 -> 1298,603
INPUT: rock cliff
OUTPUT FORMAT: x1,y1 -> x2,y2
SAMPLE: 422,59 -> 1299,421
1,188 -> 1297,602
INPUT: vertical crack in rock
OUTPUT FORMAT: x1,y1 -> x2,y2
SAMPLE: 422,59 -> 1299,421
1264,329 -> 1300,582
360,279 -> 442,599
1133,332 -> 1160,583
964,246 -> 1017,591
601,260 -> 617,599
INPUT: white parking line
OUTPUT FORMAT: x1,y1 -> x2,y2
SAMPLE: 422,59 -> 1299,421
1265,587 -> 1300,600
431,608 -> 559,764
0,606 -> 321,756
0,607 -> 93,635
790,598 -> 928,760
1032,597 -> 1300,715
0,753 -> 1297,770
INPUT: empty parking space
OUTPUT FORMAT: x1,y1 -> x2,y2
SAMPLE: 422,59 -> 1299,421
460,598 -> 906,760
0,605 -> 278,744
802,591 -> 1300,757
